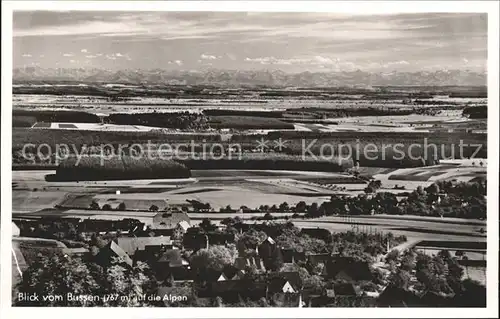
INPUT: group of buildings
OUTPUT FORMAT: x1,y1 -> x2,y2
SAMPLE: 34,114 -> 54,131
12,208 -> 388,307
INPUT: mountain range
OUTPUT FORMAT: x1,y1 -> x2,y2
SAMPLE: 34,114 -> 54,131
12,67 -> 487,87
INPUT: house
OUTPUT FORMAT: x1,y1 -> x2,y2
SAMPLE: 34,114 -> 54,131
152,211 -> 191,230
62,247 -> 89,258
224,265 -> 245,280
332,282 -> 361,297
268,278 -> 297,294
79,219 -> 116,233
300,228 -> 332,243
177,220 -> 191,232
419,291 -> 454,307
363,285 -> 381,298
326,289 -> 336,298
202,269 -> 230,283
258,236 -> 276,254
281,248 -> 306,264
300,287 -> 329,307
325,257 -> 373,282
197,280 -> 267,303
95,241 -> 133,268
183,232 -> 209,250
207,232 -> 236,245
270,292 -> 302,307
76,216 -> 146,234
218,265 -> 240,281
267,272 -> 302,294
377,286 -> 421,307
156,286 -> 191,306
258,237 -> 284,270
155,249 -> 191,282
157,249 -> 189,267
116,236 -> 173,256
183,231 -> 235,250
307,294 -> 336,307
234,256 -> 266,272
306,253 -> 332,265
233,269 -> 247,280
169,266 -> 194,284
198,265 -> 240,283
134,246 -> 166,265
305,253 -> 333,275
231,222 -> 252,233
166,220 -> 192,239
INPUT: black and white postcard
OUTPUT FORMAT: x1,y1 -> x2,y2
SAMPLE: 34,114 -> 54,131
1,1 -> 498,318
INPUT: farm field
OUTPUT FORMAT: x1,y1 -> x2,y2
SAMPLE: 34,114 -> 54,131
12,190 -> 68,212
13,87 -> 487,134
11,86 -> 488,262
288,220 -> 485,243
13,169 -> 356,183
12,165 -> 487,246
12,205 -> 486,245
19,113 -> 486,134
13,170 -> 197,187
373,161 -> 487,190
9,10 -> 493,309
32,122 -> 164,132
416,249 -> 485,260
8,93 -> 440,110
26,119 -> 464,134
12,162 -> 486,213
294,215 -> 486,237
12,170 -> 342,212
287,122 -> 433,133
12,209 -> 297,225
185,215 -> 486,244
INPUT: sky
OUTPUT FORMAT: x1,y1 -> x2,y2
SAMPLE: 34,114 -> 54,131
13,11 -> 487,73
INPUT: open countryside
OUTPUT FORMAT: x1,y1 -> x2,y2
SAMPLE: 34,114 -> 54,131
11,10 -> 489,309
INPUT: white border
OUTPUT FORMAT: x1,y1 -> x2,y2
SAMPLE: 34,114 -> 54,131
1,1 -> 499,318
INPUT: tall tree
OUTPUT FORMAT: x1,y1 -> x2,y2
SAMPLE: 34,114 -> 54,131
190,245 -> 237,272
199,218 -> 218,232
15,255 -> 101,306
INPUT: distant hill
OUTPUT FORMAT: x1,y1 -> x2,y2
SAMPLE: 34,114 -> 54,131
12,67 -> 487,87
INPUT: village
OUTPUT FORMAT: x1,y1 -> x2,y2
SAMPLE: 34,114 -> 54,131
12,194 -> 485,307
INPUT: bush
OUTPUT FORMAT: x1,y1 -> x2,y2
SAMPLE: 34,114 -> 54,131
89,201 -> 100,210
263,213 -> 274,220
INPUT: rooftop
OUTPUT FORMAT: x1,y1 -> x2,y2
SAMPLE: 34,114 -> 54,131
116,236 -> 172,256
